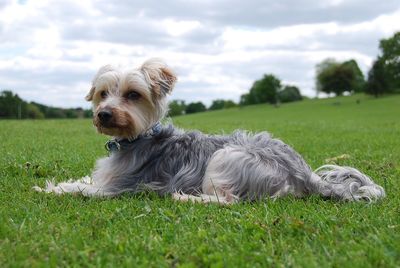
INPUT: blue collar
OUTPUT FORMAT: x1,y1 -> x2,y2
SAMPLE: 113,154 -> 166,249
105,122 -> 162,153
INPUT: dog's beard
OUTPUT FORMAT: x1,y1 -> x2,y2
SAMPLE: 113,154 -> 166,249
94,107 -> 156,139
94,110 -> 134,139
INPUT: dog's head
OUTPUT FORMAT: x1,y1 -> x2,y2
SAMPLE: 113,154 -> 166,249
85,58 -> 177,139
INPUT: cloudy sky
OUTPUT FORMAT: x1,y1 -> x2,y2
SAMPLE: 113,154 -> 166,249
0,0 -> 399,108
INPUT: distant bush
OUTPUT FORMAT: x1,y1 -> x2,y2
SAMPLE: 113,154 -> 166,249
240,74 -> 281,106
209,99 -> 237,110
26,103 -> 45,119
278,85 -> 303,103
185,102 -> 206,114
168,100 -> 186,116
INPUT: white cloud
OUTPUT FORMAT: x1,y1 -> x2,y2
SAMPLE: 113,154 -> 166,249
164,19 -> 202,37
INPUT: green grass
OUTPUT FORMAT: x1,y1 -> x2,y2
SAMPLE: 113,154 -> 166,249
1,94 -> 399,267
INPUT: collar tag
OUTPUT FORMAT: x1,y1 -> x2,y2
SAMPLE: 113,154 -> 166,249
151,122 -> 162,135
105,139 -> 121,153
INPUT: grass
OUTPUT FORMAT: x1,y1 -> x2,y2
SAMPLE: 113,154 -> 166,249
0,94 -> 399,267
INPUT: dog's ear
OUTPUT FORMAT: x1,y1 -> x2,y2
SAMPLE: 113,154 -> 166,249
85,86 -> 95,101
141,58 -> 177,96
85,65 -> 115,101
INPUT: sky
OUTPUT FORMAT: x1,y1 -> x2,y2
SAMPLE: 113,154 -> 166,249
0,0 -> 399,108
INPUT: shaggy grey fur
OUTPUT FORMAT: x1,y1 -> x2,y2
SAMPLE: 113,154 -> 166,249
43,124 -> 383,202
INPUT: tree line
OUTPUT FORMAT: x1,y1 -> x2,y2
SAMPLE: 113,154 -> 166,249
168,80 -> 303,116
0,90 -> 92,119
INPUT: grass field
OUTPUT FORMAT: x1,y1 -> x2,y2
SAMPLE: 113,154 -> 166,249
0,94 -> 399,267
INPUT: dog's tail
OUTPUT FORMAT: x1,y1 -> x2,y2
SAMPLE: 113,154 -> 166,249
307,165 -> 385,202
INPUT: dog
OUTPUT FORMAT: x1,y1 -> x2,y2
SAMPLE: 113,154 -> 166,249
34,58 -> 385,204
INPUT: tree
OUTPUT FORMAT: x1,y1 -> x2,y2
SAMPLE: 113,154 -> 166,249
185,102 -> 206,114
0,90 -> 15,117
278,85 -> 303,103
248,74 -> 281,104
365,59 -> 388,97
316,59 -> 362,96
168,100 -> 186,117
379,32 -> 400,91
364,32 -> 400,96
316,58 -> 337,94
0,90 -> 27,118
342,59 -> 366,92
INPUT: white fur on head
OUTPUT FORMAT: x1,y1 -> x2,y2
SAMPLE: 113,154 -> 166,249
86,65 -> 116,101
140,58 -> 177,96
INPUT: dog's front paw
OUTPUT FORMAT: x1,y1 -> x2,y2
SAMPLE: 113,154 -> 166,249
172,192 -> 190,202
33,180 -> 64,194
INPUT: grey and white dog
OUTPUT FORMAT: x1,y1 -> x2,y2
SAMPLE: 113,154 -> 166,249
34,58 -> 385,204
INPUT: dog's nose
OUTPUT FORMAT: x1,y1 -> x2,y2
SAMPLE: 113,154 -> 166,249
98,110 -> 113,124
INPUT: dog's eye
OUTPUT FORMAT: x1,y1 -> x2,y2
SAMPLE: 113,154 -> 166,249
100,91 -> 108,99
126,91 -> 141,101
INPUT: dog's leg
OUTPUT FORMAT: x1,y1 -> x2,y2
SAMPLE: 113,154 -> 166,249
33,176 -> 114,197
